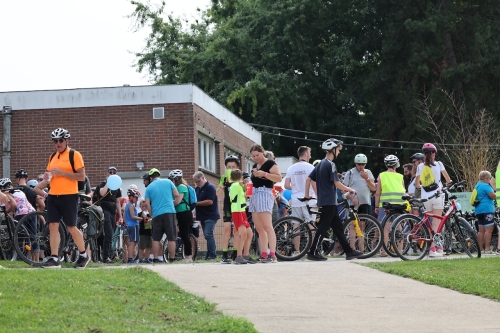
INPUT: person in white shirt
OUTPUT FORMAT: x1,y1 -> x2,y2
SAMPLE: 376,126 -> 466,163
284,146 -> 317,255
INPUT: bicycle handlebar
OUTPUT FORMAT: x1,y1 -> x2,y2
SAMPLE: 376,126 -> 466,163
298,197 -> 316,202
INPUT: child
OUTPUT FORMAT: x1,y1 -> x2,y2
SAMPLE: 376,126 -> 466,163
125,189 -> 142,264
229,169 -> 255,264
217,155 -> 241,263
138,199 -> 154,263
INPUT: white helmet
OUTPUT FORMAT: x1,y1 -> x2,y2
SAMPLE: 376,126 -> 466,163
168,169 -> 183,179
321,138 -> 343,152
27,179 -> 38,188
51,128 -> 70,139
384,155 -> 400,168
354,154 -> 367,164
0,178 -> 12,188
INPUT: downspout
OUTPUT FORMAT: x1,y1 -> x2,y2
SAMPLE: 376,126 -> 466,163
2,106 -> 12,178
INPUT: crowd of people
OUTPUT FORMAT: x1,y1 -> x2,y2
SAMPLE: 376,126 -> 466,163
2,128 -> 499,269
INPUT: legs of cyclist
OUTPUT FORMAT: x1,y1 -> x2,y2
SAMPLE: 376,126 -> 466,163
176,211 -> 193,261
476,213 -> 495,252
423,197 -> 444,256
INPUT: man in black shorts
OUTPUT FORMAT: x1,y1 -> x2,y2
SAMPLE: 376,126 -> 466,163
305,138 -> 364,261
42,128 -> 89,268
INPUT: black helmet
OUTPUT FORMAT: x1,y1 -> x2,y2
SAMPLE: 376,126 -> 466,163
224,155 -> 240,166
410,153 -> 424,161
15,169 -> 28,179
141,173 -> 149,180
242,172 -> 250,180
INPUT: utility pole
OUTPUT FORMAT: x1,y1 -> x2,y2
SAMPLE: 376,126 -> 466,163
3,106 -> 12,178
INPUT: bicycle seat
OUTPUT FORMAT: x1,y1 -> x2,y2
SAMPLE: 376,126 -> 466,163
409,198 -> 428,204
78,194 -> 92,202
298,197 -> 316,202
401,195 -> 413,201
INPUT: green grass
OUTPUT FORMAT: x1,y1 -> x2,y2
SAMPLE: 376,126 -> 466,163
0,263 -> 257,333
363,257 -> 500,301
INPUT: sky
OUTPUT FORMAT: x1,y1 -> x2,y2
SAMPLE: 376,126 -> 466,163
0,0 -> 210,92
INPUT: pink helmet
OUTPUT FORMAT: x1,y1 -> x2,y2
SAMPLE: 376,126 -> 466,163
422,143 -> 437,153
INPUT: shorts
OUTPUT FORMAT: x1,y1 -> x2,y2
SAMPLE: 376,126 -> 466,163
476,213 -> 495,227
139,234 -> 153,249
248,187 -> 274,214
423,195 -> 445,211
127,225 -> 139,242
152,213 -> 177,242
292,206 -> 315,223
223,209 -> 232,222
356,204 -> 372,215
46,194 -> 78,226
232,212 -> 250,229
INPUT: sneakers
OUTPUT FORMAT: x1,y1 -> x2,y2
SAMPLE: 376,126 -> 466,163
496,249 -> 500,255
127,259 -> 136,264
346,250 -> 364,260
232,256 -> 248,265
436,246 -> 444,254
221,255 -> 231,264
231,251 -> 237,261
103,258 -> 114,264
306,253 -> 327,261
74,255 -> 90,269
484,250 -> 494,255
42,257 -> 61,269
258,255 -> 269,263
243,256 -> 257,264
429,250 -> 443,258
268,255 -> 278,263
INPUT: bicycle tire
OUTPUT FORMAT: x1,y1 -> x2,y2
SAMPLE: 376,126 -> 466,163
390,214 -> 430,261
454,217 -> 481,258
14,211 -> 66,267
163,237 -> 184,261
344,214 -> 383,259
273,216 -> 312,261
381,212 -> 404,257
321,227 -> 337,256
85,237 -> 100,263
0,217 -> 18,261
249,223 -> 259,257
110,234 -> 125,262
189,234 -> 197,261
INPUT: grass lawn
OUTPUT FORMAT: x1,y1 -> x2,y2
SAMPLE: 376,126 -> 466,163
363,256 -> 500,302
0,262 -> 257,333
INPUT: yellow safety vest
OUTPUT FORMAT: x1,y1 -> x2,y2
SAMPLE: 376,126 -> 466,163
379,172 -> 405,207
496,168 -> 500,205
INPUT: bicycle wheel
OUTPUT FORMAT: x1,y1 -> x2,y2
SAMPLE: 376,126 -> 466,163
381,212 -> 403,257
319,227 -> 336,256
453,217 -> 481,258
344,214 -> 383,259
390,214 -> 430,261
189,234 -> 197,261
273,216 -> 312,261
163,237 -> 184,261
110,234 -> 125,262
14,211 -> 66,267
249,223 -> 260,257
0,218 -> 17,261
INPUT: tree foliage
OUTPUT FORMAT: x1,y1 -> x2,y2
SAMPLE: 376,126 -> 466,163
130,0 -> 500,175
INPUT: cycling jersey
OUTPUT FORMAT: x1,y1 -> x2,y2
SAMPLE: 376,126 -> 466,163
46,148 -> 84,195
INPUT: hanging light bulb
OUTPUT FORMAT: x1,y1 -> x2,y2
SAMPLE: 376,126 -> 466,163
354,141 -> 357,145
370,149 -> 372,153
278,131 -> 281,136
378,142 -> 380,147
294,139 -> 296,144
305,134 -> 307,139
400,144 -> 403,149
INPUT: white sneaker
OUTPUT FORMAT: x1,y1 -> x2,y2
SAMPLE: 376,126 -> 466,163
429,250 -> 442,258
484,250 -> 494,255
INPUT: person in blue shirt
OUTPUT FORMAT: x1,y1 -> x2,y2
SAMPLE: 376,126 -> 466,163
144,168 -> 182,263
473,171 -> 496,254
125,188 -> 142,264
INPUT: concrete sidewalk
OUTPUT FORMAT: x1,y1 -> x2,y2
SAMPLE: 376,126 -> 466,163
148,257 -> 500,333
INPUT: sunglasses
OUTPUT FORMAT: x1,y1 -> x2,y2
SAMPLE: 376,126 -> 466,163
53,139 -> 65,144
108,170 -> 117,175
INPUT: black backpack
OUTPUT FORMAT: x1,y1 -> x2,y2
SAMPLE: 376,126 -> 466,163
16,185 -> 37,209
49,149 -> 85,192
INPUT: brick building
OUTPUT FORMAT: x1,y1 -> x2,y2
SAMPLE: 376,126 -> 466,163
0,84 -> 261,251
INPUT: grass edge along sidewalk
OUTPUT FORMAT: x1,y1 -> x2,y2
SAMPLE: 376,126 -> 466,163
362,257 -> 500,302
0,266 -> 257,333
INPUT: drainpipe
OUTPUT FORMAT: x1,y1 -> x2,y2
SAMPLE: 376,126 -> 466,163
2,106 -> 12,178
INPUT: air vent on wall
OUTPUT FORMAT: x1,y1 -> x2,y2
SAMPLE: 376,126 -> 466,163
153,107 -> 164,119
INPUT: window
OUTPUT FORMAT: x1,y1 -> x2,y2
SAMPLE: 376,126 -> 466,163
198,135 -> 216,172
153,107 -> 164,119
246,159 -> 254,174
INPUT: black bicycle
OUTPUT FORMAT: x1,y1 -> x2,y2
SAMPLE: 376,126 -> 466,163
0,206 -> 19,261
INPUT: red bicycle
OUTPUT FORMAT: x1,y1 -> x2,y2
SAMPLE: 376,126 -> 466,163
389,180 -> 480,261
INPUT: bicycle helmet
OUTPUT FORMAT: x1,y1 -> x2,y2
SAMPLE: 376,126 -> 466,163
141,172 -> 149,179
312,159 -> 322,166
422,143 -> 437,153
224,155 -> 240,166
108,166 -> 117,172
127,188 -> 140,198
27,179 -> 38,188
321,138 -> 343,152
242,171 -> 250,180
148,168 -> 160,177
0,178 -> 12,188
384,155 -> 400,168
51,128 -> 70,139
354,154 -> 367,164
168,169 -> 183,179
15,169 -> 28,179
410,153 -> 424,161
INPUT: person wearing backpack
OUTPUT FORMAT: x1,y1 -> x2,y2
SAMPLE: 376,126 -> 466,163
14,169 -> 38,211
169,169 -> 194,262
472,171 -> 496,254
414,143 -> 452,257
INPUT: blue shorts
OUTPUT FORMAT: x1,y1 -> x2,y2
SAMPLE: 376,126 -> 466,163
127,225 -> 139,242
476,213 -> 495,227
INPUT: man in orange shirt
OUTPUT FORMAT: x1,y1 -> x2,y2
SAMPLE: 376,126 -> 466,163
42,128 -> 88,269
